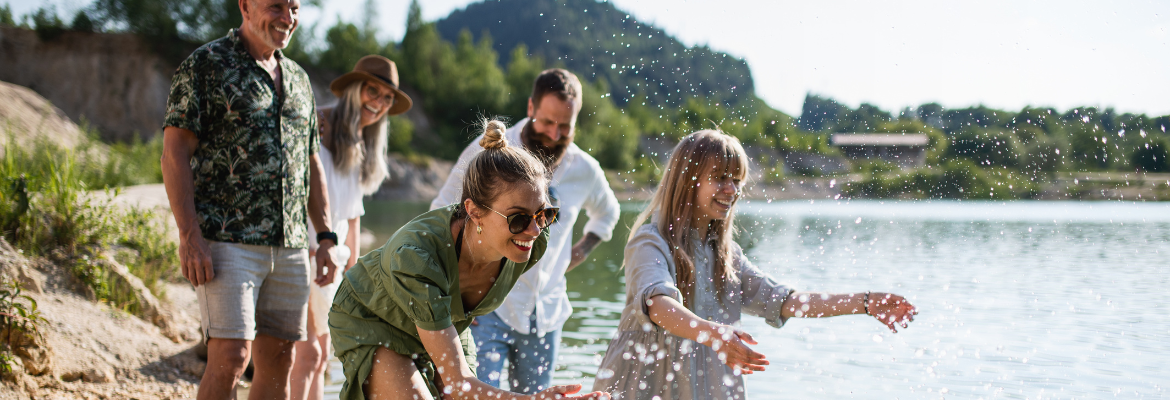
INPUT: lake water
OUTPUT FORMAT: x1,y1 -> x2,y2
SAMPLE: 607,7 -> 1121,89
325,200 -> 1170,399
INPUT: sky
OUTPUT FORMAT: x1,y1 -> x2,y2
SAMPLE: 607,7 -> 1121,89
8,0 -> 1170,117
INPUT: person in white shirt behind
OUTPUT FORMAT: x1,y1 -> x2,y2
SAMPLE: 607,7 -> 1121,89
430,68 -> 620,394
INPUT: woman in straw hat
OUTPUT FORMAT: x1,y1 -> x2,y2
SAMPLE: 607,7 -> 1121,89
291,55 -> 413,400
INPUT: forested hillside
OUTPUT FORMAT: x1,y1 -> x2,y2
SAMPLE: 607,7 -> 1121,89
4,0 -> 1170,200
435,0 -> 755,108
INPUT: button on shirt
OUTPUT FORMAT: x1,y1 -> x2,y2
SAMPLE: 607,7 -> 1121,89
430,118 -> 621,336
163,29 -> 319,249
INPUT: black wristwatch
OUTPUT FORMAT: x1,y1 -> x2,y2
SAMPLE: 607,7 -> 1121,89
317,231 -> 338,245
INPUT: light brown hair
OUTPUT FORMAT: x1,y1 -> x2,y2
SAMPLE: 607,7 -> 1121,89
629,130 -> 750,308
459,119 -> 550,212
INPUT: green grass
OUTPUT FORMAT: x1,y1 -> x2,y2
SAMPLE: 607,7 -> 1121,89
0,134 -> 177,316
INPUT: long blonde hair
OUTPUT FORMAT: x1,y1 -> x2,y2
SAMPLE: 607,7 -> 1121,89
629,130 -> 750,308
325,81 -> 390,194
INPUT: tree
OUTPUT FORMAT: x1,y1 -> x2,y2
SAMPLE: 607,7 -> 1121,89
1130,139 -> 1170,172
1067,122 -> 1114,170
798,93 -> 847,132
71,10 -> 96,32
946,128 -> 1025,168
31,6 -> 66,41
1,4 -> 17,27
503,44 -> 546,120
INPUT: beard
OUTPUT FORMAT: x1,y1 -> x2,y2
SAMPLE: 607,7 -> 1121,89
521,120 -> 570,171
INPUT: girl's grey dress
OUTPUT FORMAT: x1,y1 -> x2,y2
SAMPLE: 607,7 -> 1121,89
592,221 -> 794,400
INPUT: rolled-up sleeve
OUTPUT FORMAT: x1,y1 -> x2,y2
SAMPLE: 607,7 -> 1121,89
386,245 -> 454,331
625,230 -> 683,319
581,161 -> 620,242
736,245 -> 793,328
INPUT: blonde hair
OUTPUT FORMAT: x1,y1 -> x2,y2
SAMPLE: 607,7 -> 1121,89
325,81 -> 390,194
459,119 -> 550,211
629,130 -> 750,308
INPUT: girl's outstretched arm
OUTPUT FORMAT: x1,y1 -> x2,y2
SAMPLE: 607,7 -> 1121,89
647,294 -> 769,374
780,292 -> 918,333
418,326 -> 609,399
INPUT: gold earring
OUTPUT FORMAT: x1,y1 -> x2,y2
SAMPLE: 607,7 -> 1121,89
476,224 -> 483,234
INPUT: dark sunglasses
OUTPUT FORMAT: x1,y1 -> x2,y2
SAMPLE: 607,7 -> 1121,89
481,205 -> 560,234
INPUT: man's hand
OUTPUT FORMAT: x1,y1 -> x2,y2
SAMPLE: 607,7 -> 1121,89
315,239 -> 339,286
568,233 -> 602,271
179,231 -> 215,286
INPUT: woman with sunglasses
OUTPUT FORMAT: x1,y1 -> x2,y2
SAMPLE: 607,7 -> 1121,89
329,120 -> 608,400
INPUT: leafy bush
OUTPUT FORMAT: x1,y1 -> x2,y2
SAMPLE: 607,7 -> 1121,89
843,159 -> 1036,199
1,279 -> 45,375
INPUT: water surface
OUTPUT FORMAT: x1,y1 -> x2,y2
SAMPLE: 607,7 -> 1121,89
326,200 -> 1170,399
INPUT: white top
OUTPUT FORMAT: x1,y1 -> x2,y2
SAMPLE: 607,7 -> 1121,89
430,118 -> 621,336
308,146 -> 366,272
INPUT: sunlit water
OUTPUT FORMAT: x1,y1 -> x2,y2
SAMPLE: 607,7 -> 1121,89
323,200 -> 1170,399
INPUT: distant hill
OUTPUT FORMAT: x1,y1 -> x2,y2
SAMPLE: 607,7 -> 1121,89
436,0 -> 755,107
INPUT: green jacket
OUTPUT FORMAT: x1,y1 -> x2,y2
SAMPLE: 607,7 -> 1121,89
329,204 -> 549,399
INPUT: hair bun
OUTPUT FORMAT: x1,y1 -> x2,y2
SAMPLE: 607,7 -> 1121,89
479,119 -> 509,150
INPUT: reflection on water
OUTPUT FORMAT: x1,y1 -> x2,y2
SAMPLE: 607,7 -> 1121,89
326,200 -> 1170,399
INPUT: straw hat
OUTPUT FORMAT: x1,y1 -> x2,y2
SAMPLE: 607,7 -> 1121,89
329,55 -> 413,116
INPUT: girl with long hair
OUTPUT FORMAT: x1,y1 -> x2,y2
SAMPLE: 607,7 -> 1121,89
292,55 -> 412,400
592,130 -> 918,399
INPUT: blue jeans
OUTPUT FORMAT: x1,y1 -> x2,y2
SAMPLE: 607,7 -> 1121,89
472,311 -> 560,394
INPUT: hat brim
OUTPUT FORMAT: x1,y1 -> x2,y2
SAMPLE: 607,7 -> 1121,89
329,72 -> 413,116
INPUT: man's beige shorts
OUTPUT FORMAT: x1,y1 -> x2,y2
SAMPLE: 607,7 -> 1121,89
196,241 -> 311,343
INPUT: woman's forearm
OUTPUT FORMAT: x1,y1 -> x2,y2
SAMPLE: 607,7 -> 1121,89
781,292 -> 866,319
346,217 -> 360,270
417,326 -> 531,400
646,295 -> 728,345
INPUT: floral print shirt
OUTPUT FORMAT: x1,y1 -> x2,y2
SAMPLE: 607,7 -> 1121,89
164,29 -> 319,249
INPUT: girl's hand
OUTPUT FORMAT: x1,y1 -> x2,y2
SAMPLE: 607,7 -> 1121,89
867,292 -> 918,333
710,327 -> 769,375
533,384 -> 610,400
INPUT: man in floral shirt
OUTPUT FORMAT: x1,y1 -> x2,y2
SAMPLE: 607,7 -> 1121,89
160,0 -> 338,397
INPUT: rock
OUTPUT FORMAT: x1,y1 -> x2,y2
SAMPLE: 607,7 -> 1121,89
1,325 -> 53,376
81,367 -> 114,383
371,154 -> 454,201
97,255 -> 182,342
60,370 -> 84,382
0,238 -> 43,294
180,358 -> 206,377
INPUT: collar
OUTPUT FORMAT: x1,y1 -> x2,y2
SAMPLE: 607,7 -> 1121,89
226,28 -> 286,65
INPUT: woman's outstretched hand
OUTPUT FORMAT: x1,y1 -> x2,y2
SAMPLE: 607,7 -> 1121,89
867,292 -> 918,333
534,384 -> 610,400
711,327 -> 769,375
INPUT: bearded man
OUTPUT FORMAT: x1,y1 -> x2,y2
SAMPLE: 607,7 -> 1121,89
430,68 -> 621,394
160,0 -> 339,398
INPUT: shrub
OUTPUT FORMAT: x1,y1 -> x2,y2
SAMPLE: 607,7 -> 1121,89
1,279 -> 46,375
0,137 -> 177,313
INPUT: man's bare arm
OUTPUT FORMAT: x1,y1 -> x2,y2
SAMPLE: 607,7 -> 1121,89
161,126 -> 214,286
308,154 -> 338,285
567,232 -> 602,272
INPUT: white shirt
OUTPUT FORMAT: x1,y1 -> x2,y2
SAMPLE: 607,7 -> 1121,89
430,118 -> 620,336
308,146 -> 366,277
